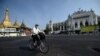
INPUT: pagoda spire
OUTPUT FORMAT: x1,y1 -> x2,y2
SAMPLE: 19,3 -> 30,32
13,19 -> 19,27
2,7 -> 12,27
20,20 -> 26,28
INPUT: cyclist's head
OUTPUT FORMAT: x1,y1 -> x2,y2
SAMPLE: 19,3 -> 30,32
35,24 -> 39,28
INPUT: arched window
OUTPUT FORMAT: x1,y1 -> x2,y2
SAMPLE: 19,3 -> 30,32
85,21 -> 89,26
98,22 -> 100,27
75,22 -> 78,28
65,26 -> 66,30
80,22 -> 83,27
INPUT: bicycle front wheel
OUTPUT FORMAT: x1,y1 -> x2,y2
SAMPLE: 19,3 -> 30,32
39,41 -> 49,53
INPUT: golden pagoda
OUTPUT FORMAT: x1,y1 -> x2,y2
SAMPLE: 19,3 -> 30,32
0,7 -> 31,37
1,8 -> 12,28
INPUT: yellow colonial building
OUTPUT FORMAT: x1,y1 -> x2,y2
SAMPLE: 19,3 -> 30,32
0,8 -> 30,37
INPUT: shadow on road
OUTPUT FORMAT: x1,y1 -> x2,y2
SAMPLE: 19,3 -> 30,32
92,48 -> 100,52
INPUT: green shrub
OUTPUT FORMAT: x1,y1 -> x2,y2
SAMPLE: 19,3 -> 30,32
80,25 -> 96,32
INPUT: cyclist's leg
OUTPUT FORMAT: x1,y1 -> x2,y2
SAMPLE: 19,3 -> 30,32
32,35 -> 38,47
35,35 -> 40,46
31,35 -> 35,43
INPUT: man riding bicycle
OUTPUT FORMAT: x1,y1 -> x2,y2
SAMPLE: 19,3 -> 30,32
29,24 -> 48,53
31,24 -> 45,47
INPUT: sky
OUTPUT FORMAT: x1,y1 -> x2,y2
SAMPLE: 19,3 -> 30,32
0,0 -> 100,30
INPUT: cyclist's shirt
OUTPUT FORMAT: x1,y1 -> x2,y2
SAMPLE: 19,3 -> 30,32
32,27 -> 41,35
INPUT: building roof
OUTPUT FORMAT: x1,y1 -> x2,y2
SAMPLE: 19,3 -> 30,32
0,8 -> 27,28
71,9 -> 95,19
20,21 -> 26,28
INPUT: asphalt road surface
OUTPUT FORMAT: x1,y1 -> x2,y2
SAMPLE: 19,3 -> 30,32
0,34 -> 100,56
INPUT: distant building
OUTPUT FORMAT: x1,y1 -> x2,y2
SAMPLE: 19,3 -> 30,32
45,20 -> 53,34
52,9 -> 99,33
0,8 -> 31,37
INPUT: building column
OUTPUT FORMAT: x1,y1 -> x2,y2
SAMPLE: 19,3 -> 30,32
63,26 -> 65,30
95,16 -> 98,25
60,26 -> 62,31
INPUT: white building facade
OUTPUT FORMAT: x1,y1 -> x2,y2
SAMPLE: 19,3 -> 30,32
52,9 -> 99,32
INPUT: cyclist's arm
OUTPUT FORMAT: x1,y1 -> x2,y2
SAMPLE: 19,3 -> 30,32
38,29 -> 45,35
